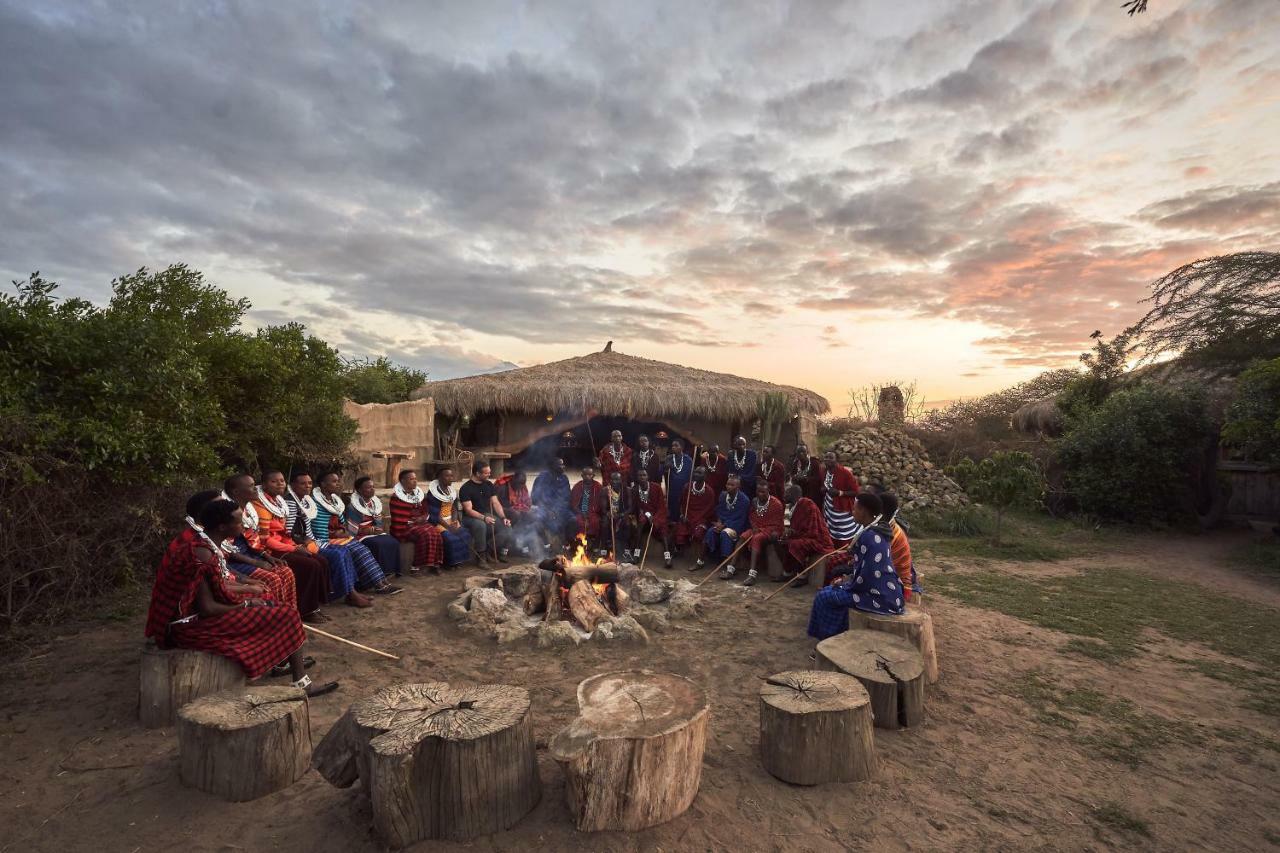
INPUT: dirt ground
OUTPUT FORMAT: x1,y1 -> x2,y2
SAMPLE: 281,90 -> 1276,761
2,529 -> 1278,852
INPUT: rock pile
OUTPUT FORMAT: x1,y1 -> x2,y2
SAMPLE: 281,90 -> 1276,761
827,426 -> 968,511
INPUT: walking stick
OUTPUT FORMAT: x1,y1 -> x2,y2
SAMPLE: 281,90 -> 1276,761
756,547 -> 845,603
694,534 -> 751,588
682,445 -> 699,520
638,518 -> 655,570
304,624 -> 400,660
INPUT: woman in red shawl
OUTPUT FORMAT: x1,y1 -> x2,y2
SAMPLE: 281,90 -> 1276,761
145,496 -> 337,695
779,484 -> 833,587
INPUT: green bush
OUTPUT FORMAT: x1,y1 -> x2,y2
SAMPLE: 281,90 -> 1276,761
1221,357 -> 1280,464
947,451 -> 1044,544
1055,384 -> 1211,523
342,356 -> 428,405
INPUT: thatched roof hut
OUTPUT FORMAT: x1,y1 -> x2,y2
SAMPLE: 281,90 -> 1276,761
412,347 -> 830,465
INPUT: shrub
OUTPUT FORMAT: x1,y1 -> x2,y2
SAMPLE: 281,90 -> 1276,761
342,356 -> 428,405
947,451 -> 1044,544
1054,384 -> 1211,523
1221,357 -> 1280,464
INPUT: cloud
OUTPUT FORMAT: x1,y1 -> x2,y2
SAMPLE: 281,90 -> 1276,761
1138,182 -> 1280,232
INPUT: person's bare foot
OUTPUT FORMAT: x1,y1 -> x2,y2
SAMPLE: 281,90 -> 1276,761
346,590 -> 373,608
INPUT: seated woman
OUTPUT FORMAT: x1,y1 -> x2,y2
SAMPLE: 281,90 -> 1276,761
424,466 -> 472,568
145,496 -> 337,696
344,475 -> 405,577
878,492 -> 918,602
218,475 -> 297,608
284,471 -> 373,609
807,492 -> 905,643
389,469 -> 445,574
250,470 -> 332,622
312,473 -> 401,596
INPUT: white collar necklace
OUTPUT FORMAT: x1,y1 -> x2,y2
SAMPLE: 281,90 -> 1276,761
186,517 -> 233,578
288,486 -> 318,520
724,490 -> 740,509
313,487 -> 344,515
256,487 -> 288,518
731,448 -> 747,469
352,492 -> 383,517
705,455 -> 719,472
670,453 -> 685,474
754,496 -> 771,514
427,480 -> 457,503
637,485 -> 650,502
608,443 -> 624,463
394,482 -> 423,504
794,456 -> 812,476
221,491 -> 259,530
691,480 -> 706,495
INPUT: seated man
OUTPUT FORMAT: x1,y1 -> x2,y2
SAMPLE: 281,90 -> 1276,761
569,465 -> 605,553
532,458 -> 574,552
343,475 -> 404,577
498,470 -> 537,558
807,493 -> 905,643
778,483 -> 832,587
390,469 -> 445,575
708,473 -> 750,579
145,495 -> 337,695
219,475 -> 298,609
459,461 -> 512,567
677,466 -> 717,571
603,470 -> 634,560
425,466 -> 472,569
312,472 -> 401,595
252,470 -> 332,622
744,481 -> 784,587
285,471 -> 372,608
630,468 -> 672,567
879,492 -> 918,602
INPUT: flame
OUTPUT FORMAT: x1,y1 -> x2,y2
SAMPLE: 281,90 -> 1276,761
592,582 -> 609,597
569,533 -> 612,566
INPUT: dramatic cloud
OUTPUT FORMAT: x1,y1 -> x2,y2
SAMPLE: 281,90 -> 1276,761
0,0 -> 1276,404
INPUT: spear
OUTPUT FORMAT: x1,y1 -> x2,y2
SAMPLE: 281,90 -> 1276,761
694,533 -> 751,588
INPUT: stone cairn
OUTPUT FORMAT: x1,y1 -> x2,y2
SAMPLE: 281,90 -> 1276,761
827,426 -> 967,512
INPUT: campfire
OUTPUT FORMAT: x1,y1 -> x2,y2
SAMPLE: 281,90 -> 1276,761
542,535 -> 627,631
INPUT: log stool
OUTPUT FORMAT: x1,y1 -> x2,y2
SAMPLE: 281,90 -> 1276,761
312,682 -> 540,848
138,643 -> 245,728
816,630 -> 926,730
759,670 -> 877,784
177,686 -> 311,801
550,669 -> 709,832
850,604 -> 939,684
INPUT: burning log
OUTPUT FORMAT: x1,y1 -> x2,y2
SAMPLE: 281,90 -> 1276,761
561,562 -> 620,585
567,580 -> 613,633
542,576 -> 562,623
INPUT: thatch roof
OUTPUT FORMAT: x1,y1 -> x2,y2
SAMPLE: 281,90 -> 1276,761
412,348 -> 830,421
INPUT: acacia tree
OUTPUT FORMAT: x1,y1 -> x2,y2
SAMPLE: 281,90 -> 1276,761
1127,252 -> 1280,370
947,451 -> 1044,545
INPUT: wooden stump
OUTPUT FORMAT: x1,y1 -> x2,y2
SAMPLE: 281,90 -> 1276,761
176,686 -> 311,801
759,670 -> 877,785
849,604 -> 939,684
550,669 -> 709,832
138,643 -> 246,729
816,630 -> 925,730
312,682 -> 540,847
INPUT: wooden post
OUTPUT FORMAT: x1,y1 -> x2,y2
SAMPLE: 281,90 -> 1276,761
551,670 -> 709,832
849,604 -> 939,684
139,643 -> 245,729
816,629 -> 925,730
758,670 -> 877,784
312,682 -> 540,847
177,686 -> 311,801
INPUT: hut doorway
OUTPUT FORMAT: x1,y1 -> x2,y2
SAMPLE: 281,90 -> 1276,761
511,416 -> 694,472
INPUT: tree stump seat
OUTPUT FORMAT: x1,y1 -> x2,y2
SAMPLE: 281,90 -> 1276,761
550,669 -> 709,832
816,630 -> 926,730
312,682 -> 540,848
138,643 -> 246,729
849,604 -> 939,684
177,686 -> 311,801
759,670 -> 877,785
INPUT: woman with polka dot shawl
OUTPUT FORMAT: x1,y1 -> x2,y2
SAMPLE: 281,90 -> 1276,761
806,492 -> 905,641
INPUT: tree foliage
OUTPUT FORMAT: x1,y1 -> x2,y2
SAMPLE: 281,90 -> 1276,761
342,356 -> 427,405
1128,252 -> 1280,371
1055,384 -> 1211,524
947,451 -> 1044,545
847,379 -> 925,423
1221,357 -> 1280,464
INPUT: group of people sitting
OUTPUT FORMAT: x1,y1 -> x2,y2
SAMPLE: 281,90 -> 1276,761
143,432 -> 919,695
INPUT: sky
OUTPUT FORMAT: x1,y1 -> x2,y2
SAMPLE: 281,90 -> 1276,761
2,0 -> 1278,412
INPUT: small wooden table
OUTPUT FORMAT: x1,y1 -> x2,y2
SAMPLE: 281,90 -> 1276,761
371,450 -> 415,488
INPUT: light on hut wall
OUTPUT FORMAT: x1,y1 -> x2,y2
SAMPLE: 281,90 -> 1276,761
545,413 -> 554,422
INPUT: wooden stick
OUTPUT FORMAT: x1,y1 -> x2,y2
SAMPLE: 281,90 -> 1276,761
682,445 -> 699,520
304,624 -> 401,660
694,534 -> 751,588
638,516 -> 655,570
757,548 -> 846,603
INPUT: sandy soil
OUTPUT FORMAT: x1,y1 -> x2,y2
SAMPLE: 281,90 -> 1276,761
2,530 -> 1278,852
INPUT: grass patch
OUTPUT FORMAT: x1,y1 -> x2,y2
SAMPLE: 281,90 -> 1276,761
1172,658 -> 1280,718
1090,802 -> 1151,838
1006,671 -> 1200,767
910,507 -> 1096,563
929,566 -> 1280,673
1234,539 -> 1280,581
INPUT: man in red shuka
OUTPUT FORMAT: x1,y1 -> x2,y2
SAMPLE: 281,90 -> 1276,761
744,480 -> 784,587
779,483 -> 832,588
677,466 -> 717,570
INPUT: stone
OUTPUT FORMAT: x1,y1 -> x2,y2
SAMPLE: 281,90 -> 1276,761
536,621 -> 582,648
468,587 -> 510,619
607,616 -> 650,644
627,605 -> 669,632
666,589 -> 702,620
494,622 -> 531,645
488,565 -> 543,597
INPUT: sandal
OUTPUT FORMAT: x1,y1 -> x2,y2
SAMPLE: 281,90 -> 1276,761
293,674 -> 340,697
373,584 -> 404,596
